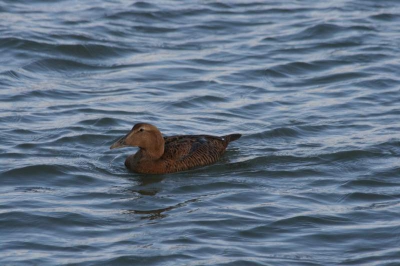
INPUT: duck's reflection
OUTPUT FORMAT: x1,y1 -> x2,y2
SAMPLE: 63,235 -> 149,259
137,175 -> 165,186
123,172 -> 199,220
127,174 -> 165,196
123,198 -> 198,220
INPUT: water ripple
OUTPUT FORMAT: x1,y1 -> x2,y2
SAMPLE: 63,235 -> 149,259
1,0 -> 400,265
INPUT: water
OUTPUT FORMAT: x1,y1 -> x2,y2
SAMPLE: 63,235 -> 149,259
1,0 -> 400,265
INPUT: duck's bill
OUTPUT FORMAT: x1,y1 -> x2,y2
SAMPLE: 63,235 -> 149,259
110,135 -> 128,149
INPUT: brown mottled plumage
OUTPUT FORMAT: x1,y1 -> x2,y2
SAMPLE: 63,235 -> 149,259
110,123 -> 241,174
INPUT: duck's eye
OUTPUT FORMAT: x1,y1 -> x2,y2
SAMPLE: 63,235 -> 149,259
139,128 -> 144,132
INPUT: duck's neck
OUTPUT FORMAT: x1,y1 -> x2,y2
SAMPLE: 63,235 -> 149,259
141,133 -> 165,160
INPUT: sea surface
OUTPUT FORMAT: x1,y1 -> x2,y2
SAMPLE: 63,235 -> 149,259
1,0 -> 400,265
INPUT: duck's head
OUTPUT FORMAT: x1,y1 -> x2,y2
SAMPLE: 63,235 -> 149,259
110,123 -> 165,158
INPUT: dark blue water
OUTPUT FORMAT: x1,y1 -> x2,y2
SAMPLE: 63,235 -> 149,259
1,1 -> 400,265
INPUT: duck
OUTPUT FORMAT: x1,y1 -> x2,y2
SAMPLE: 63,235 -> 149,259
110,123 -> 241,174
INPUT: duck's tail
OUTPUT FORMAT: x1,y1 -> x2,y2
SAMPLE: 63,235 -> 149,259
223,134 -> 242,145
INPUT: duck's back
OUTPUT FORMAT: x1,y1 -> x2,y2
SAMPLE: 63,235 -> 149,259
160,134 -> 241,173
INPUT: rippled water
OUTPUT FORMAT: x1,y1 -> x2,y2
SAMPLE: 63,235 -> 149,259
1,0 -> 400,265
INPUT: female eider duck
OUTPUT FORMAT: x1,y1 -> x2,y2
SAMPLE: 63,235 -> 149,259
110,123 -> 241,174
